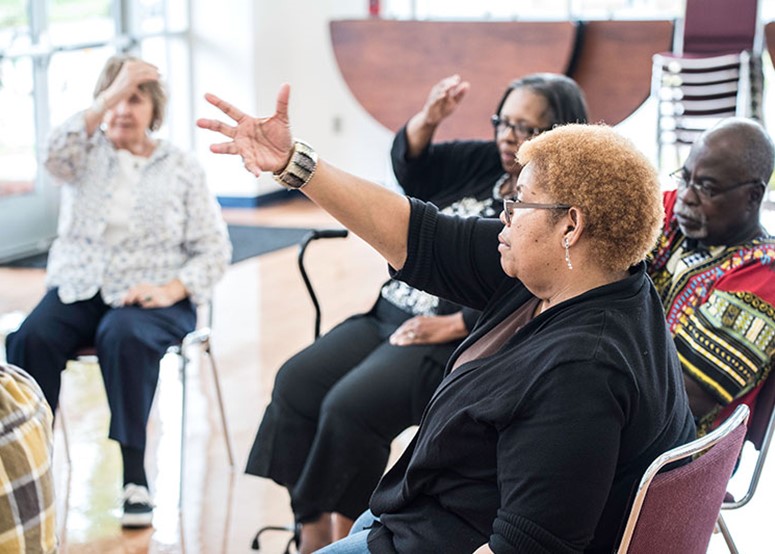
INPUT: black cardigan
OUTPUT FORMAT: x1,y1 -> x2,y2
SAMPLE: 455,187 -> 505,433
367,199 -> 696,553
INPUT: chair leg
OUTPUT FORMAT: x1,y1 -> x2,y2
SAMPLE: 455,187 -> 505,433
55,403 -> 73,543
57,405 -> 73,467
178,350 -> 187,511
219,470 -> 237,554
203,342 -> 235,468
717,514 -> 740,554
251,524 -> 298,552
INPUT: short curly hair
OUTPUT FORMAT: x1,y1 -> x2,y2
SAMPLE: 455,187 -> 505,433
517,124 -> 663,272
93,54 -> 167,132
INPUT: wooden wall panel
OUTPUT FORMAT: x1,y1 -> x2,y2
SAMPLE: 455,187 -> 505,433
330,20 -> 577,140
330,19 -> 675,138
570,20 -> 674,125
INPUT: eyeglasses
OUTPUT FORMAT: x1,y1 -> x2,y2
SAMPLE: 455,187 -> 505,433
502,196 -> 571,225
669,169 -> 764,199
490,115 -> 550,139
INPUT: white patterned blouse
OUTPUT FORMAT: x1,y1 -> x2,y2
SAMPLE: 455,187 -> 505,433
44,112 -> 232,307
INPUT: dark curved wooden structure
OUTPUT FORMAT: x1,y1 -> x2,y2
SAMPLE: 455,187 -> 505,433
765,21 -> 775,70
571,20 -> 673,125
330,19 -> 674,139
330,20 -> 577,141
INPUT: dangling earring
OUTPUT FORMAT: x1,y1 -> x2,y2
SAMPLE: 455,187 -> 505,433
564,237 -> 573,270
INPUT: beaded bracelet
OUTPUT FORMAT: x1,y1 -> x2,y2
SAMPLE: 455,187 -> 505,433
272,140 -> 318,190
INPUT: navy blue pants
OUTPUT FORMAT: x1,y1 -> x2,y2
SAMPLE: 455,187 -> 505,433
5,288 -> 196,449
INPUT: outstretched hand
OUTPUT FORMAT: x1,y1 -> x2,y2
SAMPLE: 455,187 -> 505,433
196,84 -> 294,177
421,74 -> 470,126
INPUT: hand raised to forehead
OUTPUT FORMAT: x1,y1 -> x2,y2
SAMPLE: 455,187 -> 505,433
196,84 -> 294,177
107,60 -> 160,99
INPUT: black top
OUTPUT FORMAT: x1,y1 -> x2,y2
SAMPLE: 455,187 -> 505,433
367,199 -> 697,554
389,126 -> 504,330
391,125 -> 502,209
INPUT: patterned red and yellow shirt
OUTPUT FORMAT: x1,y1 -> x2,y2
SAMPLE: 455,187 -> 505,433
649,189 -> 775,430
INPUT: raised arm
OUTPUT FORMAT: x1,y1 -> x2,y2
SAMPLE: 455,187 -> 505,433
196,84 -> 410,270
45,60 -> 161,183
404,74 -> 469,158
85,60 -> 160,136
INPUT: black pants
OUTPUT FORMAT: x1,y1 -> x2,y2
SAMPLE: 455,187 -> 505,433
245,298 -> 459,522
5,288 -> 196,449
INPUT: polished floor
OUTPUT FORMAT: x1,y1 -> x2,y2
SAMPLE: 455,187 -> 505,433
0,197 -> 773,553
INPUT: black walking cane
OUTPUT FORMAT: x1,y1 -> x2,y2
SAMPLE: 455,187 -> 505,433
251,228 -> 349,553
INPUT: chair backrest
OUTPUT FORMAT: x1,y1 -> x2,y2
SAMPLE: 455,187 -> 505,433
721,371 -> 775,509
616,404 -> 749,554
748,371 -> 775,451
651,48 -> 763,156
710,368 -> 774,451
678,0 -> 760,56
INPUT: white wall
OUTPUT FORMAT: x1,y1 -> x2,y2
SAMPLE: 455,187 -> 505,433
191,0 -> 396,199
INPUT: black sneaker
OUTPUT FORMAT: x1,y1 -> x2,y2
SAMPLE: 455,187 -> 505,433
121,483 -> 154,528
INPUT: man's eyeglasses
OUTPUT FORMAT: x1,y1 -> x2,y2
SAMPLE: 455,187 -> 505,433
502,196 -> 571,225
669,169 -> 764,200
490,115 -> 551,139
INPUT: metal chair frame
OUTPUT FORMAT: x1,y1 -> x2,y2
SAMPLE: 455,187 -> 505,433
718,372 -> 775,553
652,49 -> 763,169
651,0 -> 763,169
59,304 -> 235,509
617,404 -> 750,553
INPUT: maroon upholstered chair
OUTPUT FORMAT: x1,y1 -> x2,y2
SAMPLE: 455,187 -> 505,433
679,0 -> 761,56
717,373 -> 775,553
651,0 -> 763,169
616,404 -> 749,554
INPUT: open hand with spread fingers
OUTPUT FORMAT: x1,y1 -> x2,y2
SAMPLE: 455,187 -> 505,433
421,74 -> 470,126
196,84 -> 294,177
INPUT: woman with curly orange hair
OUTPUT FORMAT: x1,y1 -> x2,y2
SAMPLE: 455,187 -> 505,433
198,87 -> 696,554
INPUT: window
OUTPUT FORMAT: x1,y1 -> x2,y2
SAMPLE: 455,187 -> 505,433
383,0 -> 682,20
0,56 -> 36,197
48,0 -> 114,46
0,0 -> 191,261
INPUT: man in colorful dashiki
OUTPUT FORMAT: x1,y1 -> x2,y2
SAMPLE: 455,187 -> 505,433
648,117 -> 775,433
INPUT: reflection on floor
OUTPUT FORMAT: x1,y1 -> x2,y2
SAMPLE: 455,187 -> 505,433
54,355 -> 238,554
0,197 -> 773,553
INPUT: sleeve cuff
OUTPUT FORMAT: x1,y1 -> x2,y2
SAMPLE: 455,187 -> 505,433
461,307 -> 480,332
389,197 -> 438,290
490,510 -> 582,554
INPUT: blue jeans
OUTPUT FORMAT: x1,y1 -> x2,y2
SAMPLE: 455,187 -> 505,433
313,510 -> 378,554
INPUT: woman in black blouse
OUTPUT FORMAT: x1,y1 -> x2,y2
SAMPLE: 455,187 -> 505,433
198,87 -> 696,554
243,74 -> 587,551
